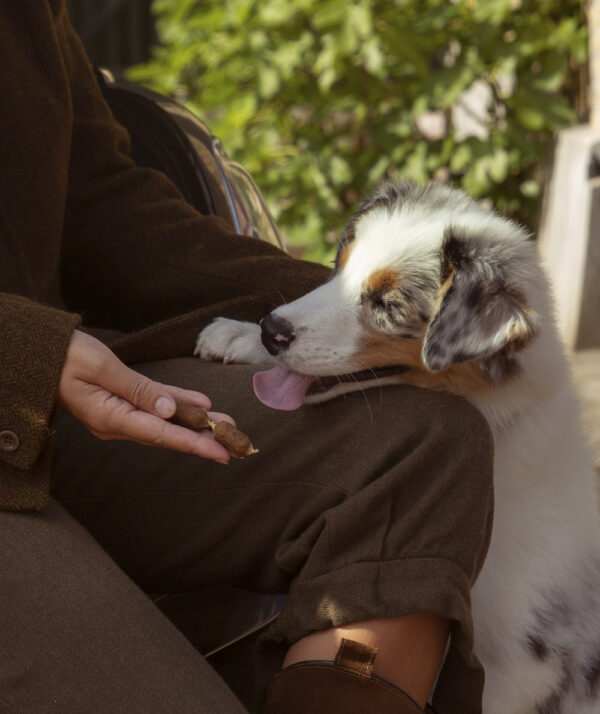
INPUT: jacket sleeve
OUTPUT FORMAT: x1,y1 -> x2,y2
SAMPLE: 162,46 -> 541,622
57,11 -> 330,336
0,293 -> 81,510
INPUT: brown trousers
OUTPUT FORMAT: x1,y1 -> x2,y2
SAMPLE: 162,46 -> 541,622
1,359 -> 494,714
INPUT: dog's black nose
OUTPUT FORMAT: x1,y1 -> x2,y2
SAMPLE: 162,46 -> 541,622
260,314 -> 295,355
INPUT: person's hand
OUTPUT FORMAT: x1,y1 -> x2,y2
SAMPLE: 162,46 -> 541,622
57,330 -> 233,463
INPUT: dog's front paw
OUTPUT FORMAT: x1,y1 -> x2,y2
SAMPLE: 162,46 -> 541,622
194,317 -> 274,365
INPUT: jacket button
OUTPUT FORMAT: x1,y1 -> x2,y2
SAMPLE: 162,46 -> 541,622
0,431 -> 20,452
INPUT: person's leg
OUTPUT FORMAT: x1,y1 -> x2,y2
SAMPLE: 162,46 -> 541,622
51,359 -> 494,714
282,612 -> 449,707
0,499 -> 247,714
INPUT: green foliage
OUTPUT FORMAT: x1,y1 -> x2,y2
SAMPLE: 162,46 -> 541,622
129,0 -> 588,263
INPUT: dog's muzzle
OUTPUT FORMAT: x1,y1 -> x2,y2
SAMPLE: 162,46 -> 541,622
260,314 -> 295,355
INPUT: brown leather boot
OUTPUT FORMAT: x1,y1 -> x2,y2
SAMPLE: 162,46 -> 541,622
262,638 -> 431,714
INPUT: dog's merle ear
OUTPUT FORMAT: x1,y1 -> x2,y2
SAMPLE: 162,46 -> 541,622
422,231 -> 539,379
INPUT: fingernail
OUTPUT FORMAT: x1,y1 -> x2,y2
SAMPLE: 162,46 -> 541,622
155,397 -> 175,418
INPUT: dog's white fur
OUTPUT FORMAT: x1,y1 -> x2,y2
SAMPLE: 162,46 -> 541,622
195,181 -> 600,713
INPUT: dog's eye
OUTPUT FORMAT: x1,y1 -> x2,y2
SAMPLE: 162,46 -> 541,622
364,287 -> 430,333
366,288 -> 405,316
368,295 -> 406,327
361,289 -> 389,310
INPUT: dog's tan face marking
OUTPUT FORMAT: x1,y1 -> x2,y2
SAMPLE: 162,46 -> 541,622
364,267 -> 399,296
355,331 -> 423,370
430,268 -> 455,318
337,243 -> 353,271
354,328 -> 490,395
502,298 -> 539,352
401,361 -> 490,394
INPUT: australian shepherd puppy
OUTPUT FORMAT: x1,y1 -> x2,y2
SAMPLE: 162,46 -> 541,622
195,180 -> 600,714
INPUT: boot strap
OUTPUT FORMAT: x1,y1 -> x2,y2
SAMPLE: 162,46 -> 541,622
334,637 -> 378,676
335,637 -> 438,712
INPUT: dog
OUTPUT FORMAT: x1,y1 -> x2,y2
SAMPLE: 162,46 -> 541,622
195,180 -> 600,713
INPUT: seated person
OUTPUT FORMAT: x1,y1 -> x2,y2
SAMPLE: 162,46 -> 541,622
0,2 -> 494,712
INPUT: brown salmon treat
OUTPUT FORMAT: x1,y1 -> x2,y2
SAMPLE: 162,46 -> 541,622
212,421 -> 259,458
169,403 -> 215,431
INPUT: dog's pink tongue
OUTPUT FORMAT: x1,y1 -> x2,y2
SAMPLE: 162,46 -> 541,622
253,366 -> 315,411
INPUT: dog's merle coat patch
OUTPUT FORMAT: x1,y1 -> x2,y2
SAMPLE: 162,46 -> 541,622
528,634 -> 549,661
523,555 -> 600,713
422,229 -> 539,382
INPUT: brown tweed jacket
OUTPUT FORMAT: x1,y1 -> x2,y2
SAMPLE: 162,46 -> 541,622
0,0 -> 330,511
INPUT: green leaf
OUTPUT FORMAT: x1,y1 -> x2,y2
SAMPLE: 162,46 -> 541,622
399,142 -> 429,184
515,106 -> 545,130
257,63 -> 281,98
488,148 -> 510,183
471,0 -> 512,26
434,65 -> 477,108
368,156 -> 391,184
362,37 -> 386,76
520,179 -> 541,197
450,143 -> 473,172
462,159 -> 492,196
531,52 -> 567,93
330,156 -> 352,185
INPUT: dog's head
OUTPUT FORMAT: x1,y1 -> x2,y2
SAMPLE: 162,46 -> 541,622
254,181 -> 542,410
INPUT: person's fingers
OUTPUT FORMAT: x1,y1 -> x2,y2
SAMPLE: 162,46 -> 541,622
162,385 -> 212,411
208,411 -> 236,427
99,359 -> 179,419
98,406 -> 231,463
60,330 -> 233,461
95,353 -> 213,418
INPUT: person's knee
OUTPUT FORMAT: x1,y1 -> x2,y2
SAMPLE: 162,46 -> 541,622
420,389 -> 494,478
362,384 -> 494,484
359,386 -> 495,580
410,390 -> 495,580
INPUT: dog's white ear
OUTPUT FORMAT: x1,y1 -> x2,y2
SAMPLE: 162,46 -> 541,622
422,232 -> 539,378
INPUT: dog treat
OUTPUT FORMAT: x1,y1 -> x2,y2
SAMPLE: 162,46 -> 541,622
170,403 -> 215,431
169,403 -> 258,458
212,420 -> 259,458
